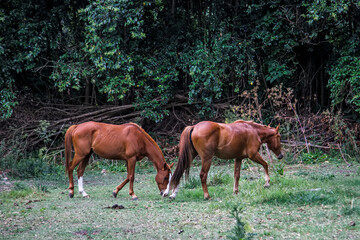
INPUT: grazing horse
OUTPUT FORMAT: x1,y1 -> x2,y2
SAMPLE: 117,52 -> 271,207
65,121 -> 173,199
170,120 -> 283,199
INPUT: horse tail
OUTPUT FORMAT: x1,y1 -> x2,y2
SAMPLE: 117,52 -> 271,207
65,125 -> 77,175
171,126 -> 197,188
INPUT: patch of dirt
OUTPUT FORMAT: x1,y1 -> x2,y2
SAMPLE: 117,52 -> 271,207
0,172 -> 13,192
74,230 -> 88,236
104,204 -> 125,210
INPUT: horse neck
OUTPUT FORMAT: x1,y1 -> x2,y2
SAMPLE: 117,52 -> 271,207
254,125 -> 275,143
144,139 -> 166,171
129,123 -> 166,171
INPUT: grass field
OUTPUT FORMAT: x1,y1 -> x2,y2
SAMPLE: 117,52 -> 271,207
1,161 -> 359,239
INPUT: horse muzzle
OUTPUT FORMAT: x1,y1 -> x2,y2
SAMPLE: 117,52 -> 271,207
160,191 -> 168,197
277,153 -> 284,159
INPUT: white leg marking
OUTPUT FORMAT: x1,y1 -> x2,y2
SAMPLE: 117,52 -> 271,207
78,176 -> 89,197
170,185 -> 179,199
265,175 -> 270,183
162,173 -> 172,197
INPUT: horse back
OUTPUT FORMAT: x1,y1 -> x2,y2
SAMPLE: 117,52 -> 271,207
192,121 -> 261,159
71,122 -> 146,159
219,122 -> 262,158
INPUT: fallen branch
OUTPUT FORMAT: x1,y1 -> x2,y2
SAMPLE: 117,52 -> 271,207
281,140 -> 340,150
338,143 -> 351,166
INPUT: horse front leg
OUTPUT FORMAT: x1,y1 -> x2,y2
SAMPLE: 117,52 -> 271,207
169,185 -> 179,199
113,158 -> 138,200
233,158 -> 243,194
112,178 -> 129,198
200,157 -> 212,200
250,152 -> 270,188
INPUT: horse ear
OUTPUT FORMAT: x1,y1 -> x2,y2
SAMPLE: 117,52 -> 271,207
276,124 -> 280,132
163,162 -> 174,170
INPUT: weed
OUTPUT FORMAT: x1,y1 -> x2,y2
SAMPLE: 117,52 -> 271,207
272,161 -> 285,175
1,182 -> 32,199
94,159 -> 127,172
13,182 -> 30,191
208,172 -> 232,186
294,170 -> 309,177
227,205 -> 254,240
183,176 -> 201,189
262,189 -> 337,205
36,183 -> 50,193
341,206 -> 360,216
309,173 -> 335,181
182,172 -> 232,189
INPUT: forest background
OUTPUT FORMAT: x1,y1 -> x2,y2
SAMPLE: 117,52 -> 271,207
1,0 -> 360,175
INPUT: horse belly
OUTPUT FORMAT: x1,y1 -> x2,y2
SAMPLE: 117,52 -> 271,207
215,146 -> 247,159
91,136 -> 128,160
92,145 -> 125,160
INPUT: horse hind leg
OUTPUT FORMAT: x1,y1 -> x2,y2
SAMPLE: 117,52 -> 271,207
68,154 -> 85,198
127,158 -> 138,200
77,154 -> 91,198
170,151 -> 197,200
199,156 -> 212,200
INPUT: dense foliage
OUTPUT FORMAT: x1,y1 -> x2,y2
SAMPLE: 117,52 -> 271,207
1,0 -> 360,121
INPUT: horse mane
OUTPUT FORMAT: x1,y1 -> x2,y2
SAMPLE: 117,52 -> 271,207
233,120 -> 271,129
126,122 -> 165,160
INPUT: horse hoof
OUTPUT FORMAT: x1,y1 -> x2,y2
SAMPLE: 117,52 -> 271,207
132,197 -> 138,201
69,193 -> 74,198
169,196 -> 175,200
112,192 -> 117,198
84,195 -> 90,198
264,184 -> 270,188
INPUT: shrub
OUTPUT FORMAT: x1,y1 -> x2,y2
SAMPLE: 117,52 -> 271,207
301,151 -> 330,164
0,145 -> 63,179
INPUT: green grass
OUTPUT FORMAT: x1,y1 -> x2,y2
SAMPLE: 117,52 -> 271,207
0,163 -> 359,239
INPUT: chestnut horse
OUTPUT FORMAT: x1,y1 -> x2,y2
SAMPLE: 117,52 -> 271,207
170,120 -> 283,199
65,121 -> 173,199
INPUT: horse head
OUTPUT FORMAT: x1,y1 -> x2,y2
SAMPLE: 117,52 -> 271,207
155,162 -> 174,197
267,124 -> 284,159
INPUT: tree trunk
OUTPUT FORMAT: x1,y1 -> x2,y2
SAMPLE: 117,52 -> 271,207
85,78 -> 91,105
